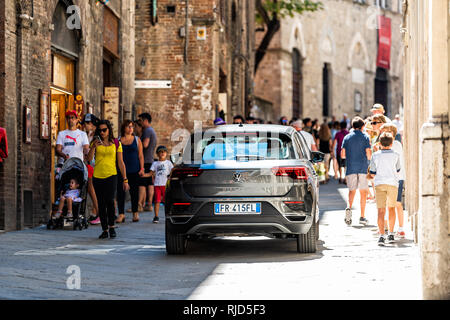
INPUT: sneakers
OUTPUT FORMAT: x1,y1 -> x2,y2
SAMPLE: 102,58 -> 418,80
378,236 -> 386,246
53,211 -> 62,219
66,211 -> 73,219
359,217 -> 368,225
345,208 -> 352,225
153,216 -> 159,224
387,234 -> 395,244
89,216 -> 101,225
88,215 -> 98,222
396,230 -> 406,239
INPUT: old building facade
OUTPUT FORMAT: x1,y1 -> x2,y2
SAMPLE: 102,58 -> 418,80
254,0 -> 404,122
0,0 -> 135,231
135,0 -> 255,148
402,0 -> 449,299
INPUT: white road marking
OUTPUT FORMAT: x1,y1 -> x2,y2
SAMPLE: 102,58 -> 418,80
14,244 -> 166,256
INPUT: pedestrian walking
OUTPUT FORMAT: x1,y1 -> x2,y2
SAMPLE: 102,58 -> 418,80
81,113 -> 100,225
87,120 -> 129,239
318,121 -> 332,182
368,132 -> 401,246
55,110 -> 89,165
302,118 -> 313,134
380,123 -> 406,239
332,121 -> 349,183
370,104 -> 391,123
341,117 -> 372,226
0,126 -> 8,164
116,120 -> 145,223
138,113 -> 157,213
291,120 -> 318,151
144,146 -> 173,224
392,114 -> 404,143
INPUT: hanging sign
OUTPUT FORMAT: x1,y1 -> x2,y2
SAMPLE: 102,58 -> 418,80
376,15 -> 391,69
40,90 -> 50,140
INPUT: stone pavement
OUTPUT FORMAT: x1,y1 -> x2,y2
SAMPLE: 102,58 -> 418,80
0,178 -> 423,300
188,178 -> 423,300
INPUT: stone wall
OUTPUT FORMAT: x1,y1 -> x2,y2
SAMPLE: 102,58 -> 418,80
254,0 -> 404,121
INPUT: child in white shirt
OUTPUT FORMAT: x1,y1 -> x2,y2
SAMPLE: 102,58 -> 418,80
143,146 -> 174,223
368,132 -> 401,246
54,178 -> 82,219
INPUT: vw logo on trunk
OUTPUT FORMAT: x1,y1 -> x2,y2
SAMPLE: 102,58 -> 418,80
233,172 -> 243,183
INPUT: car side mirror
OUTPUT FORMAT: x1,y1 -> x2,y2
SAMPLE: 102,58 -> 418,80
311,151 -> 325,164
170,152 -> 182,165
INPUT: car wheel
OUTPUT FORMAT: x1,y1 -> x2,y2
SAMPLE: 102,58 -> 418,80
297,218 -> 317,253
165,220 -> 187,255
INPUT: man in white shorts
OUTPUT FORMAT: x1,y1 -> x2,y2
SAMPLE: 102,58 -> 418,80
341,117 -> 372,225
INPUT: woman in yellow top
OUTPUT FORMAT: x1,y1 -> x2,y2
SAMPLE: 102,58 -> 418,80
88,120 -> 129,239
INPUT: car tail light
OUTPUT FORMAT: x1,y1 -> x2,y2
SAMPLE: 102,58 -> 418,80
284,201 -> 305,211
272,167 -> 308,180
170,168 -> 204,180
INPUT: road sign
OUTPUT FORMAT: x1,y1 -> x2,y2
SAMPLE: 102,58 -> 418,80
135,80 -> 172,89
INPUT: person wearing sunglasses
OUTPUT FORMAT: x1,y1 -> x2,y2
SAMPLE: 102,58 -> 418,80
55,110 -> 90,166
88,120 -> 129,239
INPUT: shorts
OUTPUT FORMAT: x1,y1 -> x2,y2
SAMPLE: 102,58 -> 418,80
346,174 -> 368,191
375,184 -> 398,209
336,154 -> 346,168
397,180 -> 404,203
87,164 -> 94,179
139,163 -> 154,187
154,186 -> 166,203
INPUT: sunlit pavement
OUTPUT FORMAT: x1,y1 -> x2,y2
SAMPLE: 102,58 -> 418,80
0,178 -> 423,300
188,178 -> 423,300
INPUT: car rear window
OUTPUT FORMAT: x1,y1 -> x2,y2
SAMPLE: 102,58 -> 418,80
184,132 -> 297,163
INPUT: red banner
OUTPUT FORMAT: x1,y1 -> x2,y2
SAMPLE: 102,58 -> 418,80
377,16 -> 391,70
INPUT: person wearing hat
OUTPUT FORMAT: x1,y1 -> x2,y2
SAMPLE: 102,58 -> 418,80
81,113 -> 100,225
142,145 -> 173,223
56,110 -> 90,165
370,104 -> 392,123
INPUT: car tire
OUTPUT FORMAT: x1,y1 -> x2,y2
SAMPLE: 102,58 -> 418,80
165,220 -> 187,255
297,217 -> 317,253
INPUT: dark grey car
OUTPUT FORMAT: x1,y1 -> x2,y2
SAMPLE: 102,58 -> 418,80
165,124 -> 324,254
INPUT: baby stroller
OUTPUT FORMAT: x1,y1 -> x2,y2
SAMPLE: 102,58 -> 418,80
47,157 -> 89,231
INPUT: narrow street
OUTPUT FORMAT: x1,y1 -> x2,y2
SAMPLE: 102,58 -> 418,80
0,179 -> 422,300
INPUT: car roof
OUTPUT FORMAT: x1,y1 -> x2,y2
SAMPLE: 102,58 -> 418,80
201,124 -> 296,135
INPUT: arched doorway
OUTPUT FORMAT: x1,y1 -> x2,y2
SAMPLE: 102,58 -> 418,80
50,1 -> 80,202
292,49 -> 303,119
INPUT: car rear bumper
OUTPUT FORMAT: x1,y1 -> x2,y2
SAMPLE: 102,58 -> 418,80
166,201 -> 314,236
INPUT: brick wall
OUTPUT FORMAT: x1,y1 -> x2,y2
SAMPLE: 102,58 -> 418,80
0,0 -> 135,231
135,0 -> 254,150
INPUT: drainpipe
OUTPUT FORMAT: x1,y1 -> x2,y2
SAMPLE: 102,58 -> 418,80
184,0 -> 189,65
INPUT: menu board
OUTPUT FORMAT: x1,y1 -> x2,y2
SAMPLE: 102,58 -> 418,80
104,87 -> 120,137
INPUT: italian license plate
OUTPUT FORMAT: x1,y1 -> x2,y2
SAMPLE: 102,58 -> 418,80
214,203 -> 261,215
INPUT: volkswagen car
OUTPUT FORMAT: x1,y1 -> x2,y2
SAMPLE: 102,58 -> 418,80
165,124 -> 324,254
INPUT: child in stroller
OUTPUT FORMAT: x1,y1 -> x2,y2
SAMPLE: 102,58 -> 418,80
54,178 -> 82,219
48,157 -> 89,230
